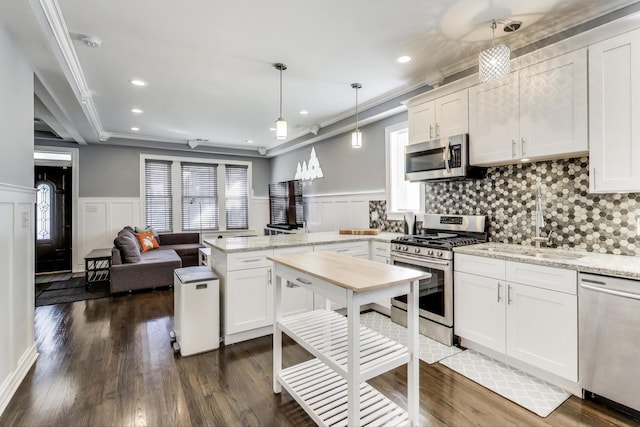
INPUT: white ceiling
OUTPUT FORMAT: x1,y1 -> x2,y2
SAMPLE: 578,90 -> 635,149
2,0 -> 639,156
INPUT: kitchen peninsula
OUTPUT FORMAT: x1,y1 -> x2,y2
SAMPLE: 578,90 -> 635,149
204,231 -> 402,344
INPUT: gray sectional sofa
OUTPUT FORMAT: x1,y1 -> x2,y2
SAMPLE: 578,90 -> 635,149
110,227 -> 204,293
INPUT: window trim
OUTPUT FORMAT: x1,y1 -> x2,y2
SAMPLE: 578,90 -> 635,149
139,154 -> 253,233
385,121 -> 425,221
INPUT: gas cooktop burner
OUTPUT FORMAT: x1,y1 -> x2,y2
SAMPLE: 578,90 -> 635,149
392,234 -> 485,249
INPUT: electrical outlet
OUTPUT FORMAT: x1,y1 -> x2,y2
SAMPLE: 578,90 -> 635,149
21,211 -> 29,228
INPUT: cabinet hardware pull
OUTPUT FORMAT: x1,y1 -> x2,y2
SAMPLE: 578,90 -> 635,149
521,137 -> 526,155
592,168 -> 597,190
267,268 -> 272,285
512,139 -> 516,158
497,283 -> 502,302
507,285 -> 512,304
296,277 -> 312,285
336,248 -> 349,253
435,123 -> 440,138
286,282 -> 299,288
429,124 -> 433,140
243,258 -> 262,263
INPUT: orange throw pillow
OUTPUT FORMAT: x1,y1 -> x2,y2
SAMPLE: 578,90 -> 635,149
135,230 -> 160,252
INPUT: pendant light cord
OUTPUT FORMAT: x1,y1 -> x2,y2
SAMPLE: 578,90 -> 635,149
279,67 -> 283,118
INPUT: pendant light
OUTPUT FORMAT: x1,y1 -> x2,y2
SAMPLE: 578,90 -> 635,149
274,63 -> 287,140
351,83 -> 362,148
478,19 -> 511,83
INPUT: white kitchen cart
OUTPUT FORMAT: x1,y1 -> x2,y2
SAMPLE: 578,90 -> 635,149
269,251 -> 429,427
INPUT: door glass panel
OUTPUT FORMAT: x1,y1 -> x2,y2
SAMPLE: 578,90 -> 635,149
36,183 -> 52,241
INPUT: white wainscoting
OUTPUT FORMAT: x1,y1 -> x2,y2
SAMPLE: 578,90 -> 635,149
76,197 -> 142,272
303,191 -> 385,232
0,184 -> 38,417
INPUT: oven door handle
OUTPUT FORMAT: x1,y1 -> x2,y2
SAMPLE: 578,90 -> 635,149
391,254 -> 451,267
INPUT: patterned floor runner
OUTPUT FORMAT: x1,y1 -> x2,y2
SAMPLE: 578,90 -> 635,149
439,349 -> 571,417
359,311 -> 461,364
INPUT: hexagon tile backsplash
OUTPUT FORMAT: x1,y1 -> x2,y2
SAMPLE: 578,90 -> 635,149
370,157 -> 640,256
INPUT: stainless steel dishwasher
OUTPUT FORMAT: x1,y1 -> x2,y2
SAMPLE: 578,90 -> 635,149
579,273 -> 640,415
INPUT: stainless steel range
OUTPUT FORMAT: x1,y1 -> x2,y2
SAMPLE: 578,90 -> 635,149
390,214 -> 488,346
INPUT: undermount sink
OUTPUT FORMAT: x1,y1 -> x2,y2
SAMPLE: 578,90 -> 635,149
481,246 -> 586,260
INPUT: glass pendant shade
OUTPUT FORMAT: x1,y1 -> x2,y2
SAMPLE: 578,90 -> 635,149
479,43 -> 510,82
351,130 -> 362,148
275,118 -> 287,140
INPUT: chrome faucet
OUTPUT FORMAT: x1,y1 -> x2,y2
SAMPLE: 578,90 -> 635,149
532,184 -> 550,249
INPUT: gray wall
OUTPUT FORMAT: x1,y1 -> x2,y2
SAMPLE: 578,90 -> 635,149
0,24 -> 33,187
36,142 -> 272,197
270,113 -> 407,195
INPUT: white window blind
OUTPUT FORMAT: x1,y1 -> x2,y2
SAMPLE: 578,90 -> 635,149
225,165 -> 249,229
181,163 -> 219,231
145,160 -> 173,232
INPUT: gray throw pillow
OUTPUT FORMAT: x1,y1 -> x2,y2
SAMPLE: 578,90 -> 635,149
114,233 -> 141,263
118,227 -> 141,250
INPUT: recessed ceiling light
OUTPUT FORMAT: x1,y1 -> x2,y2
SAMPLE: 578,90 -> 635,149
269,127 -> 276,131
397,56 -> 412,63
129,79 -> 147,87
246,139 -> 253,144
131,108 -> 143,114
131,127 -> 140,131
299,110 -> 309,115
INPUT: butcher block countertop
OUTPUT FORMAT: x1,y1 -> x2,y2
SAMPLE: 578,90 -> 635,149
205,231 -> 403,253
268,251 -> 430,292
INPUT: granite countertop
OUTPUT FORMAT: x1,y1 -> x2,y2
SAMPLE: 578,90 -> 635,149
454,242 -> 640,280
204,231 -> 403,253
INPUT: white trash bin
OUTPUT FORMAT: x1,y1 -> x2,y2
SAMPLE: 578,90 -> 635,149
173,266 -> 220,356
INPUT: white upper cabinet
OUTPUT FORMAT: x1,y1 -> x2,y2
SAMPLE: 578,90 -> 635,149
408,89 -> 468,144
469,49 -> 588,166
589,29 -> 640,193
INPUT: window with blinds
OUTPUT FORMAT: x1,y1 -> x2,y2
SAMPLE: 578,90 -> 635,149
181,163 -> 219,231
145,160 -> 173,232
225,165 -> 249,229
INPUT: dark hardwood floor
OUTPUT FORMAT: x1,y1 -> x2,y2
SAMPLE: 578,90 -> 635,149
1,290 -> 638,426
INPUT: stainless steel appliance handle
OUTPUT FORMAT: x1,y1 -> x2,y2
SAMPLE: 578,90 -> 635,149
391,253 -> 451,267
580,283 -> 640,300
444,139 -> 451,172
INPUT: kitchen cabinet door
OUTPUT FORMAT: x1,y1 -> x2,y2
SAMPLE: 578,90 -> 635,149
469,73 -> 520,165
519,49 -> 587,160
226,267 -> 273,335
589,29 -> 640,193
506,282 -> 577,381
408,100 -> 436,144
274,246 -> 314,317
435,89 -> 469,139
454,271 -> 506,353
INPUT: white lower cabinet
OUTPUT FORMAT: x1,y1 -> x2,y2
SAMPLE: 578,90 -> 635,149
226,266 -> 273,335
274,246 -> 315,317
454,253 -> 577,382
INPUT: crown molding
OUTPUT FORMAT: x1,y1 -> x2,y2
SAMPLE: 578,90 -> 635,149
35,0 -> 105,141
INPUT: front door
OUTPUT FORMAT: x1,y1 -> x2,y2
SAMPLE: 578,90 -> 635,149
35,166 -> 72,273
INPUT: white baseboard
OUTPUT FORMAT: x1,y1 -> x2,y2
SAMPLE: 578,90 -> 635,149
0,344 -> 38,416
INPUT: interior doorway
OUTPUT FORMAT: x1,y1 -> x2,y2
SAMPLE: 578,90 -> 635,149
35,165 -> 72,273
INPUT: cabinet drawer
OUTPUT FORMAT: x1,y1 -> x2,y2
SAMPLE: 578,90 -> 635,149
506,261 -> 576,295
454,253 -> 506,280
371,241 -> 390,257
227,249 -> 274,271
315,241 -> 369,257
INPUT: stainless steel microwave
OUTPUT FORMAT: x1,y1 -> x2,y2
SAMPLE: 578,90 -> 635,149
404,134 -> 486,182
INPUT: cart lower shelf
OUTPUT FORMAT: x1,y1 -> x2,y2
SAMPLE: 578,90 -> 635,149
278,358 -> 409,427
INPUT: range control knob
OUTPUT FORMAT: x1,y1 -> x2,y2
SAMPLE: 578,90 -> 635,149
414,247 -> 420,253
437,251 -> 443,257
403,246 -> 409,252
427,250 -> 434,256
